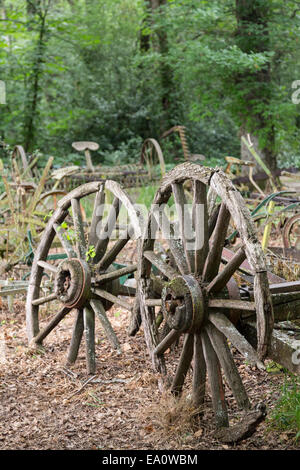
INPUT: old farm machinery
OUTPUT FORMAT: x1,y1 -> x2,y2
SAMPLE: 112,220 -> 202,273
24,160 -> 300,442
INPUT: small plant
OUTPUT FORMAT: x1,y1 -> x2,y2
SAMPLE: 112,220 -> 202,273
85,245 -> 96,262
268,375 -> 300,441
57,221 -> 77,244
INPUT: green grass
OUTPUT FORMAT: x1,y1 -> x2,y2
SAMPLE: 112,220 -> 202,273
268,375 -> 300,441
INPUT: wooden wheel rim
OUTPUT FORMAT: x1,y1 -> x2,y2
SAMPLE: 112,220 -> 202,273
26,180 -> 143,373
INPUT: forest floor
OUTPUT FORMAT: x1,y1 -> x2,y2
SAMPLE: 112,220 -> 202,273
0,291 -> 299,451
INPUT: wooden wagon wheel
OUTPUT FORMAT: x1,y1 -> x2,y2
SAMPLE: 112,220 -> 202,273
11,145 -> 32,181
136,162 -> 273,430
11,145 -> 40,181
26,180 -> 142,374
140,138 -> 166,179
282,213 -> 300,251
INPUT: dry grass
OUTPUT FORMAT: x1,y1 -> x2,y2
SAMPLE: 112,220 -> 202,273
140,390 -> 204,447
266,254 -> 300,281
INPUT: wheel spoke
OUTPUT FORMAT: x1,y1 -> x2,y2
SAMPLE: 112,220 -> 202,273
153,207 -> 189,275
192,333 -> 206,408
206,247 -> 246,294
208,298 -> 256,311
97,264 -> 137,284
93,288 -> 132,311
37,260 -> 58,274
145,298 -> 162,307
94,196 -> 121,263
203,203 -> 231,282
193,180 -> 209,275
54,222 -> 77,258
208,312 -> 265,370
71,197 -> 86,259
97,230 -> 131,270
206,322 -> 251,410
31,292 -> 57,306
143,250 -> 178,280
90,298 -> 121,352
89,186 -> 105,247
172,182 -> 194,272
33,306 -> 72,345
171,333 -> 194,395
154,329 -> 181,357
208,204 -> 220,238
66,309 -> 84,365
201,329 -> 229,428
83,305 -> 96,375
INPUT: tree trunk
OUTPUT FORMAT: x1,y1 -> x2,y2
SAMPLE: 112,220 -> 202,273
235,0 -> 277,172
23,4 -> 47,152
141,0 -> 175,134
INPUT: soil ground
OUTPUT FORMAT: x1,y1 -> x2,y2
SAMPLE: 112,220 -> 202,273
0,294 -> 298,451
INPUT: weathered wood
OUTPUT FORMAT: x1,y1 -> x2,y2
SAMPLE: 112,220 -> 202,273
208,204 -> 220,238
201,329 -> 229,428
31,293 -> 57,306
171,333 -> 194,395
208,298 -> 256,311
54,222 -> 77,258
37,260 -> 58,274
207,248 -> 246,294
172,182 -> 194,272
156,209 -> 189,275
66,309 -> 84,365
143,251 -> 178,280
269,281 -> 300,294
203,203 -> 231,282
145,298 -> 162,307
94,196 -> 121,263
154,329 -> 181,357
215,404 -> 267,444
90,298 -> 121,352
89,186 -> 105,247
193,180 -> 209,275
192,333 -> 206,409
93,288 -> 132,311
58,182 -> 103,211
206,323 -> 251,410
97,264 -> 137,284
105,180 -> 143,241
32,306 -> 71,345
272,299 -> 300,321
97,233 -> 130,270
208,312 -> 265,370
270,291 -> 300,306
83,305 -> 96,375
254,271 -> 274,359
210,170 -> 266,273
137,278 -> 167,375
71,197 -> 87,260
242,321 -> 300,376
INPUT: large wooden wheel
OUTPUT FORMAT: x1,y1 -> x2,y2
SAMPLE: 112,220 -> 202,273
136,162 -> 273,430
26,180 -> 142,374
283,213 -> 300,251
140,138 -> 166,179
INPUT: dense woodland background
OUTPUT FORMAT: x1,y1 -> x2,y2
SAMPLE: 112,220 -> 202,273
1,0 -> 300,171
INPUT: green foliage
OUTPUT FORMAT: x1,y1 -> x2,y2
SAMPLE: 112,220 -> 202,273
269,375 -> 300,441
0,0 -> 300,170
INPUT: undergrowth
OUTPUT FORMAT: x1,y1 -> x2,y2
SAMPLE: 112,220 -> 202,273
141,391 -> 203,447
268,375 -> 300,441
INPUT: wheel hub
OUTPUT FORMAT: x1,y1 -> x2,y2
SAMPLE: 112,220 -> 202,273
54,258 -> 91,308
162,275 -> 207,332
